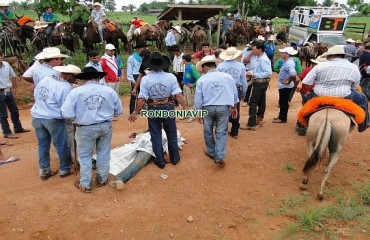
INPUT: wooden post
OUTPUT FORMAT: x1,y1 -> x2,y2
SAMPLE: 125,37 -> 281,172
216,10 -> 222,47
178,9 -> 182,27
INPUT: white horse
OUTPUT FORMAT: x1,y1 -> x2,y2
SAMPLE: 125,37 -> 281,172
299,108 -> 355,200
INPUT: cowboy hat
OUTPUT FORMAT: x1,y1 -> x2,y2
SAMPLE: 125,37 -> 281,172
143,52 -> 171,70
93,2 -> 102,7
227,13 -> 232,16
310,55 -> 327,64
267,35 -> 276,41
74,66 -> 107,80
105,43 -> 116,50
320,45 -> 351,58
219,47 -> 242,61
0,3 -> 9,7
172,25 -> 181,33
195,55 -> 221,72
33,21 -> 48,30
346,38 -> 355,43
34,51 -> 44,60
257,35 -> 265,41
279,46 -> 298,55
355,39 -> 363,44
133,42 -> 148,49
53,64 -> 82,75
37,47 -> 70,60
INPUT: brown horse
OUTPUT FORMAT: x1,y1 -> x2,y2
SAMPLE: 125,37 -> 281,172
133,20 -> 171,50
226,21 -> 249,46
191,28 -> 207,52
2,55 -> 28,76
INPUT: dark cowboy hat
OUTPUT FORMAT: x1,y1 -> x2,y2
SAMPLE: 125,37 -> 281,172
74,67 -> 107,80
143,52 -> 170,70
169,45 -> 180,51
133,42 -> 148,49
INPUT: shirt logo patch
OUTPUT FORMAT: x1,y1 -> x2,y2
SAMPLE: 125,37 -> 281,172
38,87 -> 49,102
224,68 -> 240,79
210,81 -> 225,93
84,95 -> 105,110
149,83 -> 167,98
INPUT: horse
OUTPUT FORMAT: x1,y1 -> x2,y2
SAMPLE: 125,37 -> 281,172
174,26 -> 191,51
299,42 -> 316,68
225,21 -> 249,46
191,28 -> 207,52
133,20 -> 171,50
276,26 -> 289,45
2,55 -> 28,76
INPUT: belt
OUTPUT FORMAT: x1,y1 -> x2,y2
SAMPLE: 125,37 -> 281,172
147,97 -> 174,106
253,78 -> 270,84
76,120 -> 110,127
0,88 -> 11,93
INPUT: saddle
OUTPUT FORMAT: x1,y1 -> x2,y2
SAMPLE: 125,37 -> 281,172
297,96 -> 365,127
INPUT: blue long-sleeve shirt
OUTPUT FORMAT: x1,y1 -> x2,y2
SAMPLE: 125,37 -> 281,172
249,53 -> 272,79
217,60 -> 247,93
126,53 -> 142,83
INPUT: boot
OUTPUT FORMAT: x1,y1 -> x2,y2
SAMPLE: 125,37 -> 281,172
257,116 -> 265,127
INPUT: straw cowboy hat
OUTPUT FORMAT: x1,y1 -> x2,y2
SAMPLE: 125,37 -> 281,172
355,39 -> 363,44
53,64 -> 82,75
143,52 -> 171,70
93,2 -> 102,7
310,55 -> 327,64
195,55 -> 221,72
346,38 -> 355,43
36,47 -> 70,60
172,25 -> 181,34
0,3 -> 10,7
33,21 -> 48,30
279,46 -> 298,56
320,45 -> 351,58
219,47 -> 242,61
75,66 -> 107,80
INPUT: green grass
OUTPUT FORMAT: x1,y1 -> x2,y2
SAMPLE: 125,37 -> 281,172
284,162 -> 296,173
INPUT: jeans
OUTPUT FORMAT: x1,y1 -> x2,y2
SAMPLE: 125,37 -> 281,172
267,54 -> 274,71
129,74 -> 139,114
221,31 -> 227,44
147,105 -> 180,165
278,88 -> 293,121
360,77 -> 370,99
65,119 -> 75,157
46,25 -> 53,46
75,122 -> 112,188
115,151 -> 152,182
98,24 -> 104,42
202,105 -> 229,160
32,118 -> 72,176
247,82 -> 269,127
229,87 -> 243,135
0,91 -> 23,135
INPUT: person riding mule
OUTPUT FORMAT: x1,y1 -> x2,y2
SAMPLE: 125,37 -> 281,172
0,3 -> 14,25
89,2 -> 106,44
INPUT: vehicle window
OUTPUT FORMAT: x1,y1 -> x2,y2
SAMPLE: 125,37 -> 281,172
308,34 -> 317,43
319,35 -> 347,45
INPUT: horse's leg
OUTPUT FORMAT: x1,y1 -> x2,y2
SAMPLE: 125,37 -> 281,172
317,150 -> 341,200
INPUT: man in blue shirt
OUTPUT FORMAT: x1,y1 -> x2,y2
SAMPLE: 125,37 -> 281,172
62,67 -> 123,193
42,6 -> 57,47
217,47 -> 247,138
31,64 -> 81,180
194,56 -> 239,167
85,50 -> 106,85
264,35 -> 276,69
128,52 -> 188,169
221,13 -> 233,45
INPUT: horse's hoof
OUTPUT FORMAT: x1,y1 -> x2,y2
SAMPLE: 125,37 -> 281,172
317,193 -> 324,201
299,183 -> 308,190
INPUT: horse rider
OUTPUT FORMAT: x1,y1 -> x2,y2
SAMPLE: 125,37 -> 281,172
62,67 -> 123,193
0,52 -> 30,139
194,55 -> 239,167
128,52 -> 188,169
265,22 -> 274,34
233,10 -> 241,21
0,3 -> 14,25
221,13 -> 233,45
240,42 -> 272,131
31,64 -> 81,180
217,47 -> 247,138
32,47 -> 69,86
42,6 -> 57,47
89,2 -> 106,45
302,45 -> 369,132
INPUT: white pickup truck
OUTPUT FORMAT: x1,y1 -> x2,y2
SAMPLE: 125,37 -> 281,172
287,6 -> 348,47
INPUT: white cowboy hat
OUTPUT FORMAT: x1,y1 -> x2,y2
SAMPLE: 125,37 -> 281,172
93,2 -> 102,7
105,43 -> 116,50
172,26 -> 181,34
38,47 -> 70,59
227,13 -> 232,16
219,47 -> 242,61
53,64 -> 82,74
320,45 -> 351,58
267,35 -> 276,41
310,55 -> 327,64
257,35 -> 265,41
346,38 -> 355,43
279,46 -> 298,55
196,55 -> 221,72
33,21 -> 48,30
0,3 -> 10,7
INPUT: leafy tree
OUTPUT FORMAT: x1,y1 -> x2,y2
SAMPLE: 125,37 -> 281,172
348,0 -> 370,15
128,4 -> 136,13
105,0 -> 116,12
321,0 -> 333,7
168,0 -> 176,4
9,1 -> 20,10
121,6 -> 128,12
20,1 -> 31,11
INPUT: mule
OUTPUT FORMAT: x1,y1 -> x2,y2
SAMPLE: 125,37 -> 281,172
300,108 -> 355,200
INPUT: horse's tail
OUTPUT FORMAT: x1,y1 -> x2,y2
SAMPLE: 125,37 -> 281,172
303,110 -> 331,174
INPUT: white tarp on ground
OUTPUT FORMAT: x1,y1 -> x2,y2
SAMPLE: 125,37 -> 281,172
108,130 -> 185,176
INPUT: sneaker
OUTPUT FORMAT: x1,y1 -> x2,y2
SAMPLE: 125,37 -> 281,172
4,133 -> 18,139
109,180 -> 125,190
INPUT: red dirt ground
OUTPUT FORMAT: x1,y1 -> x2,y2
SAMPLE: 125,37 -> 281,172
0,72 -> 369,240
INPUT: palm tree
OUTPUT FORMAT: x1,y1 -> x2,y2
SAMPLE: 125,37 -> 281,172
121,6 -> 128,12
128,4 -> 136,13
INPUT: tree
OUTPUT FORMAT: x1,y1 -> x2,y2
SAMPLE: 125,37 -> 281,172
9,1 -> 20,11
168,0 -> 176,4
128,4 -> 136,13
321,0 -> 333,7
34,0 -> 91,22
348,0 -> 370,15
121,6 -> 128,12
105,0 -> 116,12
20,1 -> 31,11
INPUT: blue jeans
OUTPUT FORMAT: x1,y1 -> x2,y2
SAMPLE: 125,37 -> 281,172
32,118 -> 72,176
46,25 -> 53,46
0,91 -> 23,135
147,105 -> 180,165
75,122 -> 112,188
202,105 -> 229,160
115,151 -> 152,182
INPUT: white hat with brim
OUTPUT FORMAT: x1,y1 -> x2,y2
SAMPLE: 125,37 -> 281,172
320,45 -> 351,58
195,55 -> 221,72
35,52 -> 44,60
105,43 -> 116,50
93,2 -> 102,7
310,55 -> 327,64
257,35 -> 265,41
346,38 -> 355,43
39,47 -> 70,59
53,64 -> 81,74
0,4 -> 10,7
33,21 -> 48,30
172,26 -> 181,34
279,47 -> 298,55
227,13 -> 232,16
219,47 -> 242,61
